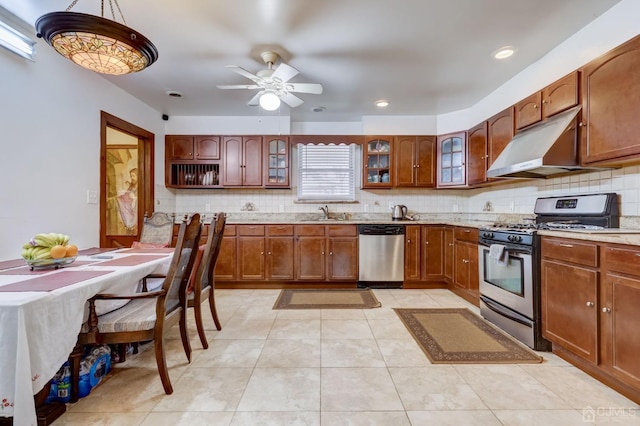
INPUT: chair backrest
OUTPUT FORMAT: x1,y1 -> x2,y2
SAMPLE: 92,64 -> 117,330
162,213 -> 202,314
195,212 -> 226,293
138,212 -> 176,246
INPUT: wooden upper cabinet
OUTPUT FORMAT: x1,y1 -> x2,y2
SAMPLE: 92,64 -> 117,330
222,136 -> 263,186
394,135 -> 435,187
467,122 -> 488,186
363,137 -> 392,188
581,35 -> 640,166
264,136 -> 290,188
166,135 -> 195,160
194,136 -> 220,160
436,132 -> 466,187
487,107 -> 514,178
515,71 -> 579,130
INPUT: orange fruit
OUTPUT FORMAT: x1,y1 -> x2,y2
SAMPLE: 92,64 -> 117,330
65,244 -> 79,257
50,245 -> 67,259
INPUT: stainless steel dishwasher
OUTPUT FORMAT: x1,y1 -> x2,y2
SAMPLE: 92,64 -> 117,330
357,224 -> 405,288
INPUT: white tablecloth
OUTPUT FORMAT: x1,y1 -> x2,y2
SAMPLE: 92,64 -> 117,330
0,250 -> 172,426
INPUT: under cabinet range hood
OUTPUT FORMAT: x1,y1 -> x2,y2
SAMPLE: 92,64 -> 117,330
486,105 -> 596,179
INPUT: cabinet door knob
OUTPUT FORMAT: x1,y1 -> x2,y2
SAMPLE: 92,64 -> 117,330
533,104 -> 539,109
602,307 -> 611,313
586,301 -> 595,307
267,252 -> 271,255
321,251 -> 325,255
541,99 -> 547,104
425,241 -> 429,245
579,122 -> 586,127
329,252 -> 333,256
260,251 -> 264,255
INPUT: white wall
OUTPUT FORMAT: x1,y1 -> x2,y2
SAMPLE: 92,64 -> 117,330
0,25 -> 164,260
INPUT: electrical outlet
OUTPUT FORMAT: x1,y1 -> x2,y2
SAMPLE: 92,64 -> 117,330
388,201 -> 394,210
279,204 -> 285,212
452,204 -> 459,212
510,201 -> 515,212
363,204 -> 369,212
205,203 -> 211,212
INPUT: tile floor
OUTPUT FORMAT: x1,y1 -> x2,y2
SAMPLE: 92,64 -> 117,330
57,289 -> 640,425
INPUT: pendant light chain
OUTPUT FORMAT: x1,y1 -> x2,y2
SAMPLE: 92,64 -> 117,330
64,0 -> 127,24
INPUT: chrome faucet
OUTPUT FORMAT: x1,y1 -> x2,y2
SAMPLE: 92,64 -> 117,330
319,205 -> 329,219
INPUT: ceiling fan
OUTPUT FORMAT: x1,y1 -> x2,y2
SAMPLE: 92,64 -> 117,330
216,51 -> 323,110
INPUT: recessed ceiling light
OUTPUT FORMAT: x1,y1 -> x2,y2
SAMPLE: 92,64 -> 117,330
312,106 -> 326,113
493,46 -> 516,60
375,100 -> 389,108
165,90 -> 182,98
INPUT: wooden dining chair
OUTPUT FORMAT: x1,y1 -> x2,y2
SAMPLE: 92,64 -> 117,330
187,212 -> 226,348
77,213 -> 202,395
134,211 -> 176,248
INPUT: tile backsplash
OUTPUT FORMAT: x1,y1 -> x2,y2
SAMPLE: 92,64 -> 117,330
156,164 -> 640,220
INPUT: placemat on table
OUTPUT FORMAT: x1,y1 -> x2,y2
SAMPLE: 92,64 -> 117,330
0,270 -> 114,292
0,260 -> 99,276
116,248 -> 175,254
94,255 -> 168,267
78,247 -> 119,256
0,259 -> 28,271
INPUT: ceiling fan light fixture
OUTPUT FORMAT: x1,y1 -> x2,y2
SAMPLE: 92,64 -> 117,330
259,91 -> 281,111
35,1 -> 158,75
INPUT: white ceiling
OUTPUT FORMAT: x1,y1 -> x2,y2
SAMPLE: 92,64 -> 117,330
3,0 -> 622,122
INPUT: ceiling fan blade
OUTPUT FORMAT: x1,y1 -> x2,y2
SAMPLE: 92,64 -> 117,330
286,83 -> 323,94
280,92 -> 304,108
216,84 -> 260,90
226,65 -> 261,83
271,63 -> 299,83
247,91 -> 264,106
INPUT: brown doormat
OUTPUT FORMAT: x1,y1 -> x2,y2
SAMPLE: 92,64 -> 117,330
394,308 -> 543,364
273,289 -> 382,309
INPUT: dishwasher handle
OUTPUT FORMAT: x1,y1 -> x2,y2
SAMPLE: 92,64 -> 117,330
358,224 -> 405,235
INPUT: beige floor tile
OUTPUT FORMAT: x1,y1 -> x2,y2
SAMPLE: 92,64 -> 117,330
320,309 -> 366,319
321,411 -> 411,425
276,309 -> 322,320
376,339 -> 431,367
362,306 -> 401,320
256,339 -> 321,367
230,411 -> 320,425
152,367 -> 253,412
389,366 -> 488,410
455,365 -> 571,410
141,411 -> 235,425
53,412 -> 148,425
191,339 -> 264,367
321,367 -> 404,411
407,410 -> 502,425
367,318 -> 413,339
493,409 -> 595,425
213,318 -> 274,339
236,367 -> 321,411
268,318 -> 321,339
321,319 -> 374,339
321,339 -> 386,367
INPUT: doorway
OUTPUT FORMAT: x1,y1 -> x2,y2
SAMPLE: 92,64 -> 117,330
100,111 -> 155,248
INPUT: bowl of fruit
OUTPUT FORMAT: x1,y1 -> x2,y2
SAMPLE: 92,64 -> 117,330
22,233 -> 79,270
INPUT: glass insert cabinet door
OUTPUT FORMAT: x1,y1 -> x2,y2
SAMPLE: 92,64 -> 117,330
265,137 -> 290,187
437,132 -> 467,187
363,138 -> 392,187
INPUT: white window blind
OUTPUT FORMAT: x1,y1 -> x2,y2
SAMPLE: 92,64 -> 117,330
297,144 -> 356,201
0,9 -> 35,60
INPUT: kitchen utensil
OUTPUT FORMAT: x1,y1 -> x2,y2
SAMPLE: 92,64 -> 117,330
392,204 -> 408,220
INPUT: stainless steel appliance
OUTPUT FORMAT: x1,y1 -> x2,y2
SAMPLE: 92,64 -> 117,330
478,192 -> 619,351
358,224 -> 405,288
391,205 -> 408,220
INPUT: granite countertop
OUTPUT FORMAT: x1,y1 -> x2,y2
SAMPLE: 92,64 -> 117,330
537,229 -> 640,246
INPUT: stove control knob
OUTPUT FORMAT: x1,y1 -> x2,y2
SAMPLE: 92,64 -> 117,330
516,235 -> 522,242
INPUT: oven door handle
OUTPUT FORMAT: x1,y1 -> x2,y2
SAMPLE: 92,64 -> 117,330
480,296 -> 532,327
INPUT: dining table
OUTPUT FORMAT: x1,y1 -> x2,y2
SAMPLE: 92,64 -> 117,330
0,247 -> 174,426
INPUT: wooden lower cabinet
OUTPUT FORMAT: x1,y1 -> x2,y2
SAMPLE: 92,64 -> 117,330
404,225 -> 446,288
215,225 -> 237,280
295,225 -> 358,282
237,226 -> 265,280
443,227 -> 454,282
540,237 -> 640,404
449,227 -> 479,304
266,225 -> 294,280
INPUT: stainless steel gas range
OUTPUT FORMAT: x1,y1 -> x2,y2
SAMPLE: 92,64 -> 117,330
478,193 -> 619,351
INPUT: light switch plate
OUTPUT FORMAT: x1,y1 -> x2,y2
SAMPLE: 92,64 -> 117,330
86,190 -> 98,204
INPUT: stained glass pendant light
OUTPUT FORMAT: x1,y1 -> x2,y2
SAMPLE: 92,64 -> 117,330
35,0 -> 158,75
